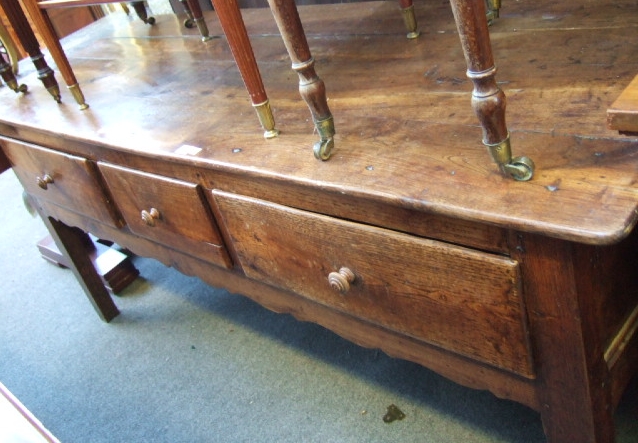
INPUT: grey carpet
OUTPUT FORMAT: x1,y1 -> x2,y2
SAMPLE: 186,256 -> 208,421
1,169 -> 636,442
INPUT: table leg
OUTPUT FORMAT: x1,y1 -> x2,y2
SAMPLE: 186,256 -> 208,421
449,0 -> 533,180
266,0 -> 334,160
209,0 -> 278,139
514,234 -> 616,443
0,0 -> 60,102
35,208 -> 120,322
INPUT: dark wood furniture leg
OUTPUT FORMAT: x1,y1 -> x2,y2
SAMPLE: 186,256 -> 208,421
21,0 -> 89,109
514,234 -> 617,443
448,0 -> 534,180
0,49 -> 26,94
35,208 -> 120,322
37,234 -> 139,294
266,0 -> 334,160
0,0 -> 60,102
209,0 -> 278,139
129,1 -> 155,25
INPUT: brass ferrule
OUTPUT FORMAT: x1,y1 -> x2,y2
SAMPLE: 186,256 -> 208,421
47,85 -> 62,103
315,115 -> 335,140
68,84 -> 89,110
485,134 -> 512,166
401,5 -> 420,39
194,18 -> 214,42
253,100 -> 279,139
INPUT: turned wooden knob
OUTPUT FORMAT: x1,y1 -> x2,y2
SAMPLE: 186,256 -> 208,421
328,267 -> 355,294
141,208 -> 161,226
36,174 -> 54,190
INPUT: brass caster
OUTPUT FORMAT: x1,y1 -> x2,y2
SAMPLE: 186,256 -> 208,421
264,129 -> 279,139
184,18 -> 195,29
503,156 -> 535,181
313,138 -> 334,161
406,30 -> 420,39
5,77 -> 27,93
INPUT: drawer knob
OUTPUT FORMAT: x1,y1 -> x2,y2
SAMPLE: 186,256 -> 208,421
36,174 -> 54,190
328,267 -> 355,294
141,208 -> 161,226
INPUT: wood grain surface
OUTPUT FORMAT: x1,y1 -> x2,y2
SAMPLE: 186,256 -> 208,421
0,0 -> 637,244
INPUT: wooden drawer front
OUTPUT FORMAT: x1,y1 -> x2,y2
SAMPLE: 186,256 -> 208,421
99,163 -> 230,268
1,140 -> 121,227
214,191 -> 534,377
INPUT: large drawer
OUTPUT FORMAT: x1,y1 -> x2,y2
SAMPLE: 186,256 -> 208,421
1,139 -> 121,227
99,163 -> 231,268
213,191 -> 534,378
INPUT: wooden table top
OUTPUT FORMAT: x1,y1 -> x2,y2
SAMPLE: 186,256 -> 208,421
1,0 -> 637,245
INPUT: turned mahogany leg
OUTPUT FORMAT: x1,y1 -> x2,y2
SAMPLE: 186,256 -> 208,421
130,1 -> 156,25
266,0 -> 335,160
184,0 -> 214,41
0,0 -> 60,102
209,0 -> 278,139
449,0 -> 533,180
20,0 -> 88,109
34,207 -> 120,322
398,0 -> 420,39
0,50 -> 27,94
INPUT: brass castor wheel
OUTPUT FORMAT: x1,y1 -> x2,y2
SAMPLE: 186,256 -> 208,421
313,138 -> 334,161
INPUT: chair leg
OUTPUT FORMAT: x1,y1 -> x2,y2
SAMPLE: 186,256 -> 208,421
266,0 -> 334,160
398,0 -> 420,39
0,0 -> 60,101
209,0 -> 278,139
21,0 -> 88,109
448,0 -> 533,180
0,50 -> 27,94
130,1 -> 156,25
184,0 -> 214,41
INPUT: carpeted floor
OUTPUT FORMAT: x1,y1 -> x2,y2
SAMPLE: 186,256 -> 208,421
1,157 -> 637,442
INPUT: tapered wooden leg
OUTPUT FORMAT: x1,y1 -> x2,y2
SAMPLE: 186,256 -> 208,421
449,0 -> 533,180
398,0 -> 420,39
266,0 -> 334,160
209,0 -> 278,139
21,0 -> 88,109
130,1 -> 155,25
36,210 -> 120,322
184,0 -> 214,41
0,0 -> 60,101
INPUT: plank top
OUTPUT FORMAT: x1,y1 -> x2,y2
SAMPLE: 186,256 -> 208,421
1,0 -> 638,245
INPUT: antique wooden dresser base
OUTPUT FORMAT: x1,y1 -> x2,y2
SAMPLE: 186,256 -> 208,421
1,2 -> 637,442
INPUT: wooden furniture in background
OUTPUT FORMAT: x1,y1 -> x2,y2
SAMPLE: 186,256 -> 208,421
608,73 -> 638,135
0,0 -> 59,100
0,2 -> 636,442
19,0 -> 278,136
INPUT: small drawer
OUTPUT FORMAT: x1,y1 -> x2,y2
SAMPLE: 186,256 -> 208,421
99,163 -> 230,268
213,191 -> 534,378
1,139 -> 121,227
